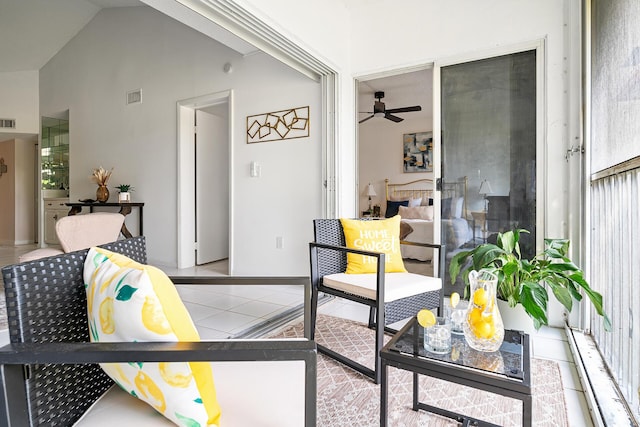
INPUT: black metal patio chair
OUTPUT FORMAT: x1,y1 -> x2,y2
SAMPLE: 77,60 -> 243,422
309,218 -> 444,384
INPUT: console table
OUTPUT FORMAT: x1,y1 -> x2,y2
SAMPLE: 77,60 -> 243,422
66,202 -> 144,238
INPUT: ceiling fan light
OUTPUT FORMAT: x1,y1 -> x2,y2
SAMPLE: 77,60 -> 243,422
374,112 -> 385,118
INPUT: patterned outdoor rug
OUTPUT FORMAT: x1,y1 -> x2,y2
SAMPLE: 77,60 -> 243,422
271,314 -> 568,427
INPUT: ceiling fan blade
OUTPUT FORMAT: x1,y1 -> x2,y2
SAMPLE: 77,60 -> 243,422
386,105 -> 422,114
359,115 -> 375,124
359,111 -> 374,114
385,114 -> 403,123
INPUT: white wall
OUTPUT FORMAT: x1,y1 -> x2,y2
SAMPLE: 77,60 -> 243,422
348,0 -> 571,242
39,6 -> 322,273
348,0 -> 574,327
0,71 -> 39,134
232,0 -> 357,215
229,0 -> 577,240
358,116 -> 433,213
223,0 -> 578,325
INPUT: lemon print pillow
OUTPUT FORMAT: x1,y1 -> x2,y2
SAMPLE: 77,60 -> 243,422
340,215 -> 407,274
84,247 -> 221,427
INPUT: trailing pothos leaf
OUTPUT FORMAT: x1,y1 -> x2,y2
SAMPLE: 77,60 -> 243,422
449,229 -> 611,331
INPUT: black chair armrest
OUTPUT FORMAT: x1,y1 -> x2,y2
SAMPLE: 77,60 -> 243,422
309,241 -> 386,310
167,276 -> 312,339
399,240 -> 446,280
0,340 -> 317,427
0,339 -> 316,364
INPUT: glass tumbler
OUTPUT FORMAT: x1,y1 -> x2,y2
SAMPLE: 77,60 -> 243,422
423,317 -> 452,354
449,300 -> 469,335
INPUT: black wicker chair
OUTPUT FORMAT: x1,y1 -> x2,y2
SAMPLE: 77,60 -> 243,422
0,237 -> 316,426
309,219 -> 444,384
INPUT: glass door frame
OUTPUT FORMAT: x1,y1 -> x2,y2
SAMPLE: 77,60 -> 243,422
432,40 -> 547,257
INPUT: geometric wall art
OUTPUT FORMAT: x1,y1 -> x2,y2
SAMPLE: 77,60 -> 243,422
246,106 -> 310,143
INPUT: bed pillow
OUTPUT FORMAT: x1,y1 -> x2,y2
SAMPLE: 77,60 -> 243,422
84,247 -> 221,427
340,216 -> 407,274
408,197 -> 422,207
399,205 -> 434,221
451,197 -> 464,218
385,200 -> 409,218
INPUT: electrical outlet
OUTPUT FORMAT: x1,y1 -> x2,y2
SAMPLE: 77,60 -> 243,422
276,236 -> 283,249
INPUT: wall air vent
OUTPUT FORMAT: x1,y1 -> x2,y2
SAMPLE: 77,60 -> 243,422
126,89 -> 142,105
0,119 -> 16,129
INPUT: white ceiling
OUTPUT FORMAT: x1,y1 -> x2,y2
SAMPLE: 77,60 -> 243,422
0,0 -> 257,73
0,0 -> 260,143
0,0 -> 135,72
1,0 -> 427,137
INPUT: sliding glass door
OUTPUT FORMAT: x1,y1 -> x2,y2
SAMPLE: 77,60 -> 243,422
437,50 -> 538,295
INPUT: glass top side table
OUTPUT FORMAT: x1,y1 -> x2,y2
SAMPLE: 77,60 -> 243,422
380,316 -> 532,427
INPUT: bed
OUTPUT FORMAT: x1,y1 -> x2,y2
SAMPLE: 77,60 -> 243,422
384,177 -> 473,262
440,176 -> 473,253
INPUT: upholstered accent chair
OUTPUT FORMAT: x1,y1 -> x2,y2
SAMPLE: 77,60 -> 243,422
18,212 -> 125,262
309,218 -> 444,384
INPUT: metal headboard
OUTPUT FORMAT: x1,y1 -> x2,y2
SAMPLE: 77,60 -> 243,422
441,176 -> 468,218
385,178 -> 434,202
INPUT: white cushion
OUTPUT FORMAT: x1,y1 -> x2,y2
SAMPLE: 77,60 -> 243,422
75,359 -> 307,427
408,197 -> 422,207
451,197 -> 464,218
323,272 -> 441,302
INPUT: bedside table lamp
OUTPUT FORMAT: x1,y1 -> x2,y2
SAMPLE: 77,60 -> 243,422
367,183 -> 377,212
478,179 -> 493,214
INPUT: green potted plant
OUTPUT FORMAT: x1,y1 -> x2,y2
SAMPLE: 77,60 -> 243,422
449,229 -> 611,331
114,184 -> 134,202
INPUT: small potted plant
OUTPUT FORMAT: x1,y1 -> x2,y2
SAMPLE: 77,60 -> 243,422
114,184 -> 134,202
449,229 -> 611,332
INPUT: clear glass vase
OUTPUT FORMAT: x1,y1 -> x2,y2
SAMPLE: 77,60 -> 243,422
463,269 -> 505,352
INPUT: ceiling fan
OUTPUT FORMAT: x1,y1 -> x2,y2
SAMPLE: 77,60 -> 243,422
359,91 -> 422,124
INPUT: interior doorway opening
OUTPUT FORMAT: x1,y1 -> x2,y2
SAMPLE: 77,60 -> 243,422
177,90 -> 232,271
356,67 -> 436,277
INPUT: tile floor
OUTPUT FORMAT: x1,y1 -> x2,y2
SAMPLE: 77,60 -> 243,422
0,244 -> 594,425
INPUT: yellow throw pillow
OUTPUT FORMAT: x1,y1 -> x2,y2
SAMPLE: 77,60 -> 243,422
83,247 -> 221,427
340,216 -> 407,274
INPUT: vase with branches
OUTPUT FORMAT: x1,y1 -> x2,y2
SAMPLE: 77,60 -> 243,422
91,167 -> 113,203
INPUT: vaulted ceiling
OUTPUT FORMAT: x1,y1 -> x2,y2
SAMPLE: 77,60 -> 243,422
0,0 -> 256,73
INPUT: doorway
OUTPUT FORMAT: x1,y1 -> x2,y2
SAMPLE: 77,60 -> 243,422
435,47 -> 541,296
177,91 -> 232,270
356,68 -> 434,215
195,107 -> 229,265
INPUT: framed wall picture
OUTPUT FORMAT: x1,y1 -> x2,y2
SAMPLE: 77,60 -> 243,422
403,131 -> 433,173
